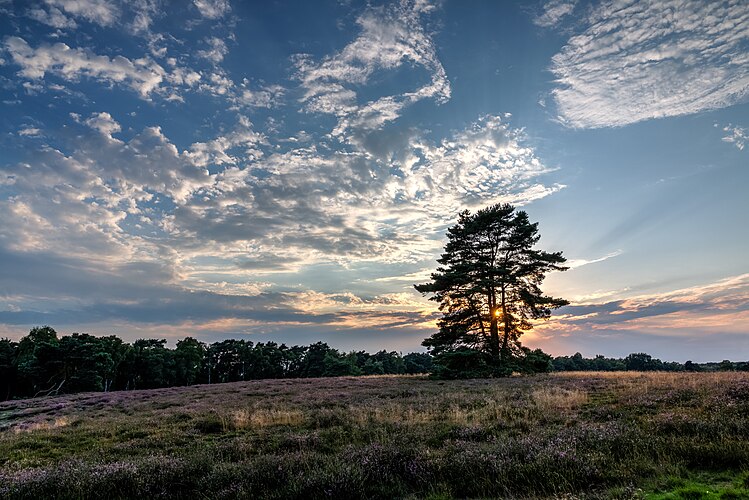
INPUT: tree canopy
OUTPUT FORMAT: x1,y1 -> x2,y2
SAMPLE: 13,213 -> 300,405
416,203 -> 568,376
0,327 -> 432,401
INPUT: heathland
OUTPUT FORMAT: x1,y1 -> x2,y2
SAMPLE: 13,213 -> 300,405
2,372 -> 749,499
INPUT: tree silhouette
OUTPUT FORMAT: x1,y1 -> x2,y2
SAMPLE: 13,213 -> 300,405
416,204 -> 568,376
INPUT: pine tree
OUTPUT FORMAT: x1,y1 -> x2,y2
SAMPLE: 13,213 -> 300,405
415,204 -> 568,375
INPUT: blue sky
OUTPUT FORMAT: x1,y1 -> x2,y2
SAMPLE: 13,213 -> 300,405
0,0 -> 747,361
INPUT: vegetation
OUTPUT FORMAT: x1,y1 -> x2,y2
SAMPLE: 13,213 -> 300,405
416,203 -> 568,378
2,372 -> 749,498
3,326 -> 747,403
0,327 -> 431,401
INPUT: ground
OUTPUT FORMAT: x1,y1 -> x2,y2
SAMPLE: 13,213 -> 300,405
1,372 -> 749,499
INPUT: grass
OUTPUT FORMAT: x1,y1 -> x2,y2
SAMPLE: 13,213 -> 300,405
1,372 -> 748,498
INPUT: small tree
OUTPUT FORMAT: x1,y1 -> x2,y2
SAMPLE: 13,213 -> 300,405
416,204 -> 568,376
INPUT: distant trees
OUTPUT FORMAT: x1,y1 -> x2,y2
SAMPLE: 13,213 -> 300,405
0,327 -> 432,401
2,326 -> 747,401
551,352 -> 721,372
416,204 -> 568,377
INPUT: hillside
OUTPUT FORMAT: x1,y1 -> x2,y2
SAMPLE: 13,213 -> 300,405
2,373 -> 749,499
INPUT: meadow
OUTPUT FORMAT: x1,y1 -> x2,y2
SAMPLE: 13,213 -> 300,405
1,372 -> 749,499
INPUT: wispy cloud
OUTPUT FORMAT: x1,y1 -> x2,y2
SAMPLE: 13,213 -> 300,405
193,0 -> 230,20
566,250 -> 622,269
535,274 -> 749,338
44,0 -> 120,27
18,127 -> 42,137
3,36 -> 168,97
550,0 -> 749,128
294,0 -> 450,137
534,0 -> 576,28
28,6 -> 78,29
196,36 -> 228,64
721,123 -> 747,151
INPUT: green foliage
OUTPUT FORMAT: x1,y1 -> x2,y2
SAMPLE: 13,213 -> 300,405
517,347 -> 553,374
174,337 -> 205,386
416,204 -> 568,378
1,328 -> 428,400
429,347 -> 494,379
0,338 -> 18,400
403,352 -> 433,374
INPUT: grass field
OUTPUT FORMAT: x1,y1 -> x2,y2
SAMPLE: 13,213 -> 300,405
1,372 -> 749,499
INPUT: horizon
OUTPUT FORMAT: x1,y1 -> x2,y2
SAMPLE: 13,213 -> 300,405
1,0 -> 747,363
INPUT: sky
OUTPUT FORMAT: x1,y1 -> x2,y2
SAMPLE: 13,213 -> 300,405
0,0 -> 747,362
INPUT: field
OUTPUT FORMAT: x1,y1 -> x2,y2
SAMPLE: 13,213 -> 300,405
1,372 -> 749,499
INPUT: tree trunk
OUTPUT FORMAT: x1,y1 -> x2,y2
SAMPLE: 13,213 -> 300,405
489,314 -> 500,360
500,289 -> 510,362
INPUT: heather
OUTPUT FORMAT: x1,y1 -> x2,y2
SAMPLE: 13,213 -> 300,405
2,372 -> 749,499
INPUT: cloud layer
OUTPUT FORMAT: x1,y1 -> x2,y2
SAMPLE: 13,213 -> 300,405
0,0 -> 564,346
550,0 -> 749,128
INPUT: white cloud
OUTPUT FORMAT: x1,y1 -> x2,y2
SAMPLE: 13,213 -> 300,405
44,0 -> 120,27
550,0 -> 749,128
4,36 -> 166,97
3,37 -> 209,100
83,112 -> 121,136
566,250 -> 622,269
184,116 -> 265,167
128,0 -> 161,35
534,0 -> 576,28
393,115 -> 563,217
295,0 -> 450,136
196,36 -> 228,63
193,0 -> 230,19
721,124 -> 747,151
28,6 -> 78,29
18,127 -> 42,137
163,114 -> 560,266
234,83 -> 284,108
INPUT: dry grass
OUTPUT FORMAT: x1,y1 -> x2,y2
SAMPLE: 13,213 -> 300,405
231,408 -> 305,429
531,386 -> 588,411
12,416 -> 69,434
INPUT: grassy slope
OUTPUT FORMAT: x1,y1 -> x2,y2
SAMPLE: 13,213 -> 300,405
1,372 -> 749,499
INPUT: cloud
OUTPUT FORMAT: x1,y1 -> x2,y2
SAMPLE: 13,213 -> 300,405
550,0 -> 749,128
164,114 -> 561,265
193,0 -> 230,19
566,250 -> 622,269
83,111 -> 121,136
294,0 -> 450,137
44,0 -> 120,27
535,274 -> 749,341
0,241 -> 437,340
233,83 -> 285,108
183,116 -> 265,167
197,36 -> 228,63
534,0 -> 577,28
3,36 -> 166,97
721,123 -> 747,151
28,6 -> 78,29
5,109 -> 557,283
0,1 -> 566,346
2,36 -> 209,100
18,127 -> 42,137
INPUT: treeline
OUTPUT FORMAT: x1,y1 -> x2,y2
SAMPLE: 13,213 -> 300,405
2,327 -> 747,400
552,352 -> 749,373
0,327 -> 432,401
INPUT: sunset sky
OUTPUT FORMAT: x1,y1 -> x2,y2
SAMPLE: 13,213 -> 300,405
1,0 -> 747,361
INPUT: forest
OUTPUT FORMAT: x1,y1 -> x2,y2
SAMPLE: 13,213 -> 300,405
2,326 -> 746,401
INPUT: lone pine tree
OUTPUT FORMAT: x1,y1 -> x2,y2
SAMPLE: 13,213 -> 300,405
416,204 -> 568,376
